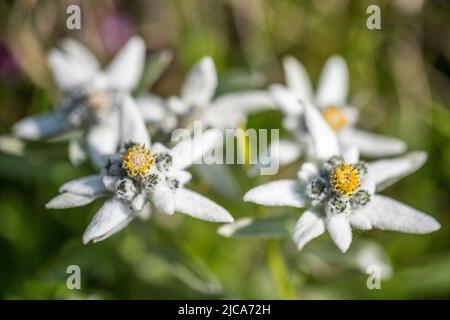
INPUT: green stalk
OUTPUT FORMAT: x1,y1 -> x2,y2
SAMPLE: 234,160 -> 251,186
266,240 -> 297,299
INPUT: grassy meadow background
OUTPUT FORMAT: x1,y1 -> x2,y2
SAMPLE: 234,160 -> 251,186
0,0 -> 449,299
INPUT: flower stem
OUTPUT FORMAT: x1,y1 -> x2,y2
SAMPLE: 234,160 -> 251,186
266,240 -> 297,299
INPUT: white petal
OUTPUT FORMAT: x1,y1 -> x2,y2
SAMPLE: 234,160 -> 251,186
297,162 -> 320,183
86,119 -> 119,169
202,107 -> 245,129
342,106 -> 358,126
181,56 -> 217,107
46,192 -> 103,209
360,174 -> 376,196
68,137 -> 88,166
171,129 -> 221,170
59,175 -> 105,196
102,175 -> 119,192
349,213 -> 372,230
105,36 -> 146,91
175,188 -> 233,222
167,96 -> 190,115
275,139 -> 303,165
12,112 -> 71,140
209,90 -> 274,116
269,84 -> 303,115
136,94 -> 167,122
131,193 -> 147,212
282,116 -> 302,133
361,195 -> 440,234
61,38 -> 100,73
82,197 -> 134,244
368,151 -> 427,191
326,215 -> 352,253
316,55 -> 348,107
204,90 -> 274,129
47,49 -> 94,90
303,100 -> 340,160
342,145 -> 360,164
340,129 -> 407,157
150,142 -> 170,154
282,56 -> 313,101
150,182 -> 175,215
119,94 -> 151,146
244,179 -> 306,208
171,170 -> 192,186
137,203 -> 152,220
293,209 -> 325,250
354,241 -> 392,280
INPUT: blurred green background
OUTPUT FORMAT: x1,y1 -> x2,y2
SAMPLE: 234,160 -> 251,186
0,0 -> 449,299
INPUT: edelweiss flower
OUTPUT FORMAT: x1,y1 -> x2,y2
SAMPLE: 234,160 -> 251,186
268,55 -> 407,165
45,130 -> 234,244
12,36 -> 148,168
241,102 -> 440,252
137,56 -> 273,137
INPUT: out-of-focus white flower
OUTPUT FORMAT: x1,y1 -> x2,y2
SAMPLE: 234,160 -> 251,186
12,36 -> 148,168
46,129 -> 233,244
268,55 -> 407,166
238,102 -> 439,253
137,56 -> 274,136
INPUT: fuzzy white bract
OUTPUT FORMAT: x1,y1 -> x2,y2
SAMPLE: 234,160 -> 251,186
267,55 -> 407,166
137,56 -> 274,136
46,130 -> 233,244
239,102 -> 439,253
12,37 -> 149,168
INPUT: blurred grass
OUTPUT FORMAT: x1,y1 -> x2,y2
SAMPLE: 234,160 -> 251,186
0,0 -> 449,299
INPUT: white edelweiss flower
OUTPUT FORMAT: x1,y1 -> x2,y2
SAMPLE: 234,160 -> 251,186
12,36 -> 149,168
243,150 -> 440,253
137,56 -> 274,137
239,102 -> 440,253
45,129 -> 234,244
266,55 -> 407,166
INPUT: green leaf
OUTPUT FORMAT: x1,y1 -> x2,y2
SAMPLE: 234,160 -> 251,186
118,232 -> 222,296
297,239 -> 393,279
193,163 -> 242,200
134,49 -> 173,96
266,240 -> 297,299
217,215 -> 294,239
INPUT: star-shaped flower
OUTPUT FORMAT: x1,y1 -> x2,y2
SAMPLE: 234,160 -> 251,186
137,56 -> 274,137
268,55 -> 407,165
241,102 -> 440,252
45,129 -> 234,244
12,36 -> 149,168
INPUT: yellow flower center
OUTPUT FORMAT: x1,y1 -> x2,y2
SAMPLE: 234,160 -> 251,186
331,163 -> 360,197
85,91 -> 109,111
322,106 -> 347,131
121,144 -> 155,177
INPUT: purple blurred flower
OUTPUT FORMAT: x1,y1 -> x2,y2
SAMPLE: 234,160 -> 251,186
0,42 -> 21,82
99,12 -> 136,53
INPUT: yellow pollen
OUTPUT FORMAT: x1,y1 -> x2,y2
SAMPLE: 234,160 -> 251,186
331,163 -> 360,197
121,144 -> 155,177
322,106 -> 347,131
